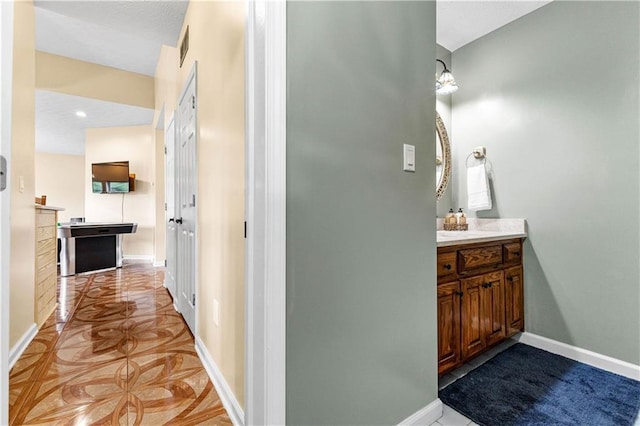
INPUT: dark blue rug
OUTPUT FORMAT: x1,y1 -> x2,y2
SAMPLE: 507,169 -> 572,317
439,344 -> 640,426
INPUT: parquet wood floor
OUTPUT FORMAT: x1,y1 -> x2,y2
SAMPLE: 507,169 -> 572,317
9,263 -> 232,425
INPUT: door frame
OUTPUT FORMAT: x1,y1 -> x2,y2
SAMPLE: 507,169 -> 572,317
244,1 -> 287,424
0,1 -> 14,424
164,114 -> 177,305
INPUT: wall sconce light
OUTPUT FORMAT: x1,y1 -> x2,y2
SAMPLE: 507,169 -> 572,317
436,59 -> 458,95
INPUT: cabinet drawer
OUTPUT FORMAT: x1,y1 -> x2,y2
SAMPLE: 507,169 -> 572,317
503,243 -> 522,266
36,248 -> 56,270
37,284 -> 55,304
36,225 -> 56,242
437,252 -> 457,279
36,262 -> 56,288
37,237 -> 56,256
458,245 -> 502,273
36,211 -> 56,227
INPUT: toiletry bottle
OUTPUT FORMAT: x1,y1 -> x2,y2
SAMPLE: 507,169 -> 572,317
458,208 -> 467,226
446,208 -> 455,225
455,208 -> 463,224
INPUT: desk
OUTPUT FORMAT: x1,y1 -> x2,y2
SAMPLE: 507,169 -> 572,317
58,222 -> 137,276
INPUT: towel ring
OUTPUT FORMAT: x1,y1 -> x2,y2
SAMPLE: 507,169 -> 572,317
466,152 -> 486,168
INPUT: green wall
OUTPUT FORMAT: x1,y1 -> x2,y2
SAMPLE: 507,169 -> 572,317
451,1 -> 640,364
286,2 -> 438,424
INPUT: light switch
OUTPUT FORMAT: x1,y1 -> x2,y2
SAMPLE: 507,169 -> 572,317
403,144 -> 416,172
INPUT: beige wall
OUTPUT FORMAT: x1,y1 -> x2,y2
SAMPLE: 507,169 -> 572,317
153,45 -> 178,129
35,152 -> 84,223
151,45 -> 177,267
10,0 -> 36,347
85,126 -> 156,259
155,1 -> 246,404
36,51 -> 154,109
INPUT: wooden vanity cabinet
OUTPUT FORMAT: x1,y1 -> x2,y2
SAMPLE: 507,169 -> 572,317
460,271 -> 505,359
505,265 -> 524,336
437,281 -> 462,373
437,238 -> 524,376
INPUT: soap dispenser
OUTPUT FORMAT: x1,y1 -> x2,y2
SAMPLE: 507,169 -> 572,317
446,208 -> 455,225
457,208 -> 467,226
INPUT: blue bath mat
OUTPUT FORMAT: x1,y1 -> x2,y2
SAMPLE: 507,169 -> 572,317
439,343 -> 640,426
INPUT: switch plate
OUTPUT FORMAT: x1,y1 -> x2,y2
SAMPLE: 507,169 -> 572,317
403,144 -> 416,172
213,299 -> 220,326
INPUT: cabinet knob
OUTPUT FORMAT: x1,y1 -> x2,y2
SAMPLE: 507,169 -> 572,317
455,291 -> 463,297
507,276 -> 513,282
444,264 -> 452,270
482,283 -> 493,288
513,251 -> 521,256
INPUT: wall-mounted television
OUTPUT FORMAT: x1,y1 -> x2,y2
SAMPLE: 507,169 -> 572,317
92,161 -> 130,193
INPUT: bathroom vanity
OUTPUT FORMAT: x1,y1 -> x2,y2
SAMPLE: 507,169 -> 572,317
436,220 -> 527,375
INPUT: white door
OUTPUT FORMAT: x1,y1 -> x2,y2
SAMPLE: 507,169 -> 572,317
176,64 -> 197,333
0,2 -> 14,424
164,117 -> 178,305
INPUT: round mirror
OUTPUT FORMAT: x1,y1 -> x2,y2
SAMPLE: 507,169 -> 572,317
436,111 -> 451,200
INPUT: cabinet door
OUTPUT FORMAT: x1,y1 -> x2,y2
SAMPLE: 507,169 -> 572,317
461,275 -> 485,359
437,281 -> 461,375
483,271 -> 506,347
505,266 -> 524,336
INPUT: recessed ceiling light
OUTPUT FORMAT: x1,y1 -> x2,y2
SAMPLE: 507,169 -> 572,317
75,111 -> 87,118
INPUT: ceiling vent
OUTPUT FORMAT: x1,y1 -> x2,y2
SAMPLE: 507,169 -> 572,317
180,26 -> 189,67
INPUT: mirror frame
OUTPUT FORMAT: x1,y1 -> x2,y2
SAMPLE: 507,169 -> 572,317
436,111 -> 451,200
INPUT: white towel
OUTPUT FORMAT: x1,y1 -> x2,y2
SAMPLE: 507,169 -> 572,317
467,163 -> 492,211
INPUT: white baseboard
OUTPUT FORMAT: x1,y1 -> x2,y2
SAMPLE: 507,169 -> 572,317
9,323 -> 37,370
516,332 -> 640,381
153,260 -> 165,267
398,398 -> 443,426
195,336 -> 245,426
123,255 -> 154,262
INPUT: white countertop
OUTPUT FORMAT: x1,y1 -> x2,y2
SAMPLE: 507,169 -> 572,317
436,218 -> 527,247
34,204 -> 65,211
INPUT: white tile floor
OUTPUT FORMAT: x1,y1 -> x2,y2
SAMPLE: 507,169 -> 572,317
431,339 -> 519,426
433,404 -> 477,426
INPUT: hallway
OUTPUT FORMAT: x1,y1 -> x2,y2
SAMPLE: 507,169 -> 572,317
9,263 -> 231,425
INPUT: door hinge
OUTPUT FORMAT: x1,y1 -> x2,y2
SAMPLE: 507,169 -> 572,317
244,221 -> 247,239
192,294 -> 196,306
0,155 -> 7,192
164,146 -> 167,155
191,194 -> 196,207
164,203 -> 167,211
192,95 -> 196,109
164,259 -> 167,267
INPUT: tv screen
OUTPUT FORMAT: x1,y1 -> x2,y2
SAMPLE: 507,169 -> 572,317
92,161 -> 130,193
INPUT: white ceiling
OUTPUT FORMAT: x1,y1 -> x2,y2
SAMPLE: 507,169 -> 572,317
36,90 -> 154,155
33,0 -> 554,155
35,0 -> 188,76
34,1 -> 187,154
437,0 -> 553,52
